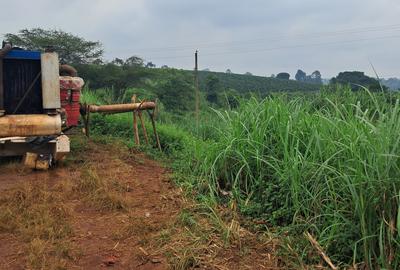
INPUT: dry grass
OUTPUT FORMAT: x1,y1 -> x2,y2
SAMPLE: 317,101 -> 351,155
0,148 -> 129,269
112,215 -> 159,241
0,181 -> 74,269
73,166 -> 128,211
27,238 -> 76,270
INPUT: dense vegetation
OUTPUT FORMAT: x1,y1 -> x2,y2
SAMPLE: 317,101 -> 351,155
78,64 -> 396,117
198,70 -> 320,94
77,63 -> 321,112
331,71 -> 384,91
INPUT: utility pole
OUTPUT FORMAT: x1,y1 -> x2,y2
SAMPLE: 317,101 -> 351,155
194,50 -> 199,129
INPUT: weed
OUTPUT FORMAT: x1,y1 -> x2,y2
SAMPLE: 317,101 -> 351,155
157,229 -> 171,246
113,215 -> 158,240
177,209 -> 197,228
74,166 -> 128,211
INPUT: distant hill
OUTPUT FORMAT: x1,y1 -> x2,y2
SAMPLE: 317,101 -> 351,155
381,78 -> 400,90
197,71 -> 321,95
79,62 -> 322,96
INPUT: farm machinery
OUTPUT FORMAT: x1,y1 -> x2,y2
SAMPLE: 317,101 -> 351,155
0,42 -> 158,169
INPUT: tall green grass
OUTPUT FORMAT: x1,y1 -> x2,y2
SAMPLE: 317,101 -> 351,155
81,87 -> 400,268
194,88 -> 400,268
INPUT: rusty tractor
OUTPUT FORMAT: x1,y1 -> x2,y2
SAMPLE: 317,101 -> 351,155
0,42 -> 158,169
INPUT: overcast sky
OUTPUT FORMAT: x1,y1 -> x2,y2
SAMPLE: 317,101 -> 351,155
2,0 -> 400,78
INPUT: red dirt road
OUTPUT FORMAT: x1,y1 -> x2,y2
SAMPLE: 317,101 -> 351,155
0,138 -> 280,269
0,140 -> 180,269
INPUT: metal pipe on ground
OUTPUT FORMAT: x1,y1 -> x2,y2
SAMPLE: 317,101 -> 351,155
0,114 -> 62,137
81,101 -> 160,150
85,102 -> 156,114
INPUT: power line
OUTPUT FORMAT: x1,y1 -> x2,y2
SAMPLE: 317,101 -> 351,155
144,34 -> 400,60
201,34 -> 400,56
111,23 -> 400,54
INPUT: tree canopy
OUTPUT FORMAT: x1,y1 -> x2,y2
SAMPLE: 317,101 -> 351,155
4,28 -> 104,64
295,70 -> 306,81
124,56 -> 144,67
309,71 -> 322,84
276,72 -> 290,80
295,69 -> 322,84
330,71 -> 385,91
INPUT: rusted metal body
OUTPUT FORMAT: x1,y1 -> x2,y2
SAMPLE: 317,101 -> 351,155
85,101 -> 156,114
0,44 -> 87,168
0,114 -> 61,137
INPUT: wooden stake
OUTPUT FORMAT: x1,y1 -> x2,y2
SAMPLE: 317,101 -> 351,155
131,95 -> 140,145
147,110 -> 161,151
138,111 -> 149,144
85,105 -> 91,138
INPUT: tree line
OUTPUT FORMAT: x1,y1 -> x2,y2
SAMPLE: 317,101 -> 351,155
3,27 -> 390,107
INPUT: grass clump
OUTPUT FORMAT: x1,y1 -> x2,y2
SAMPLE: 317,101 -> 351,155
74,167 -> 128,211
0,183 -> 72,240
177,209 -> 198,229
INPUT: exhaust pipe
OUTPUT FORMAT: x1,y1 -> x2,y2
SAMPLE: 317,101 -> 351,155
0,114 -> 62,137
